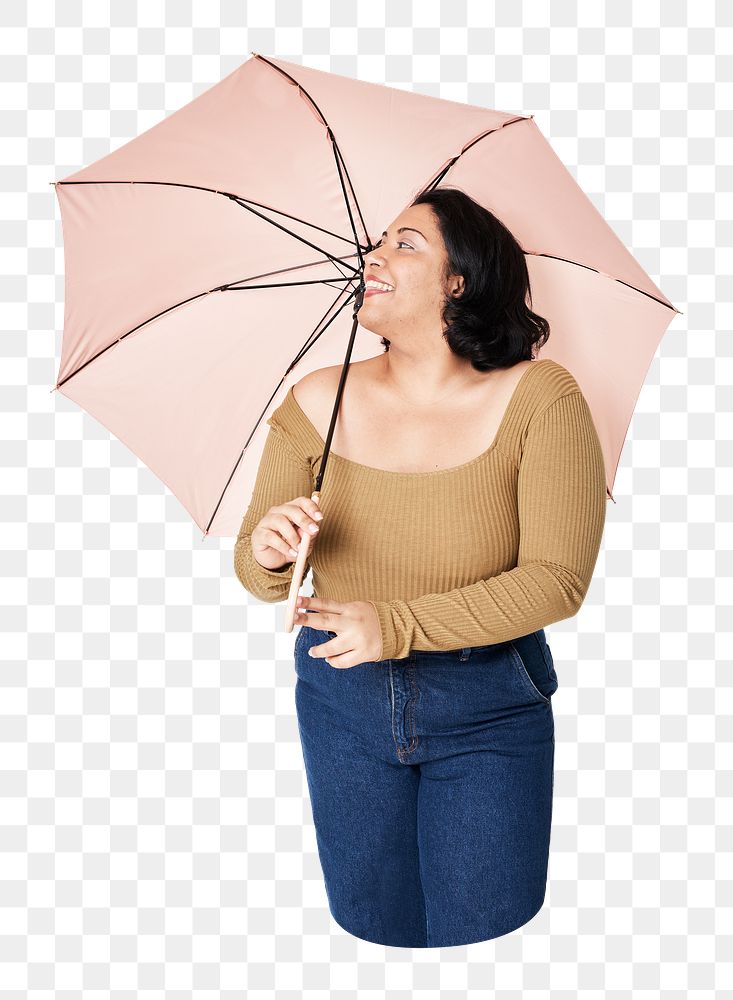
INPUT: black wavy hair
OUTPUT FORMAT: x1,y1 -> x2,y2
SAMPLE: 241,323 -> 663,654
377,186 -> 550,369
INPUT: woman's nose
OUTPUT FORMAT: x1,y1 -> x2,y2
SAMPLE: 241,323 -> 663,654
366,246 -> 385,264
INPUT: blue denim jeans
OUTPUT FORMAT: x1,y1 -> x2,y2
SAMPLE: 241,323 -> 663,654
293,621 -> 558,948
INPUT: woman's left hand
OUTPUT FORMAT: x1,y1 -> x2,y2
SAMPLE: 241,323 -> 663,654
294,596 -> 382,668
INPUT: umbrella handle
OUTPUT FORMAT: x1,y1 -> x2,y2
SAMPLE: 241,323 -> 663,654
284,490 -> 321,633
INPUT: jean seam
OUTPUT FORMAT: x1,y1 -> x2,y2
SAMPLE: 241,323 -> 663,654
404,665 -> 420,753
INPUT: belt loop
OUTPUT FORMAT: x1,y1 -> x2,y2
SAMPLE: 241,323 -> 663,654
459,647 -> 471,661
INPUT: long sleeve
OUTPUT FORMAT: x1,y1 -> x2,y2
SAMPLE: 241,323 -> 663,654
367,390 -> 608,660
233,420 -> 315,603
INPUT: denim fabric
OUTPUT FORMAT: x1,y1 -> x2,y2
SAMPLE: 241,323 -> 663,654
293,619 -> 558,948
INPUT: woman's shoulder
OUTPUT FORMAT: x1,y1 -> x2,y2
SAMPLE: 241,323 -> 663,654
289,360 -> 379,442
529,357 -> 583,406
508,358 -> 593,454
290,363 -> 342,431
266,364 -> 344,459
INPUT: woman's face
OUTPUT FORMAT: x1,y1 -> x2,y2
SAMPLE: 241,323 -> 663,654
358,203 -> 463,341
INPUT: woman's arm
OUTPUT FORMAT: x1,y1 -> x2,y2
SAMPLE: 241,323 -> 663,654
367,390 -> 608,660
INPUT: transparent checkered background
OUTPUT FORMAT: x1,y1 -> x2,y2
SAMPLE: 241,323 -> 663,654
2,0 -> 730,995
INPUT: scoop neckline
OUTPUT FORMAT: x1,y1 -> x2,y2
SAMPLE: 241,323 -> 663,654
284,358 -> 554,478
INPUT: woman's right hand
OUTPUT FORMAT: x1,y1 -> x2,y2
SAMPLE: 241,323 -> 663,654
250,495 -> 323,571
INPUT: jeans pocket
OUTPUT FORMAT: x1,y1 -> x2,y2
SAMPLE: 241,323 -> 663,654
509,636 -> 557,705
294,623 -> 304,650
535,628 -> 558,680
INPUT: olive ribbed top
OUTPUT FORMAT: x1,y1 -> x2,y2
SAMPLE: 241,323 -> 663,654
234,358 -> 608,661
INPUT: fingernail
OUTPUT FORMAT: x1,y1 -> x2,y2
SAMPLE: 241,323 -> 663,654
314,512 -> 323,520
308,524 -> 318,534
289,548 -> 298,558
308,649 -> 314,657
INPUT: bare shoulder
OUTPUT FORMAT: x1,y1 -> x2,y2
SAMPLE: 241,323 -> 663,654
291,359 -> 374,433
291,364 -> 340,418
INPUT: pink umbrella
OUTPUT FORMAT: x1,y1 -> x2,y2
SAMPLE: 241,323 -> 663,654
52,52 -> 679,627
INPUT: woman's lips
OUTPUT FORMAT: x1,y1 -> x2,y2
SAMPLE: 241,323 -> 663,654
364,288 -> 393,297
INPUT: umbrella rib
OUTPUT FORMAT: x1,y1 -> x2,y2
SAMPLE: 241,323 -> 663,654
526,251 -> 681,313
53,272 -> 360,391
418,114 -> 532,193
411,119 -> 680,315
203,283 -> 360,537
327,140 -> 372,279
226,251 -> 361,287
286,284 -> 360,372
54,178 -> 368,252
252,54 -> 373,262
227,193 -> 369,267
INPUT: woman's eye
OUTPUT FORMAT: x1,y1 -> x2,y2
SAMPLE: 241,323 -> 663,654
373,240 -> 412,249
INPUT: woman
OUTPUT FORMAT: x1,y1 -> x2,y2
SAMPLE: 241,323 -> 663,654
234,187 -> 607,948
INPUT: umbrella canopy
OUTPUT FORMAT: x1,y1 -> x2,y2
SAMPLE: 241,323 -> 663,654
53,52 -> 679,537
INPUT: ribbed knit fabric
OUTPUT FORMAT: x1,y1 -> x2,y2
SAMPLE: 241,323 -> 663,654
234,358 -> 608,661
